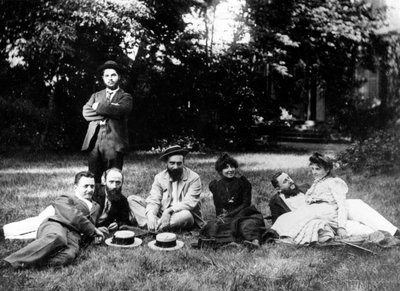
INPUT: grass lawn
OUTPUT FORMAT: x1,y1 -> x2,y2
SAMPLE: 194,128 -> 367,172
1,150 -> 400,290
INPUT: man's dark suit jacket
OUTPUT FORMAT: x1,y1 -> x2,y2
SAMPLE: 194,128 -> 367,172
269,184 -> 310,224
51,194 -> 101,237
92,185 -> 131,228
81,88 -> 132,153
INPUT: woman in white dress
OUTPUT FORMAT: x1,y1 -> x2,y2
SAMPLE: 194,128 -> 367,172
271,152 -> 348,243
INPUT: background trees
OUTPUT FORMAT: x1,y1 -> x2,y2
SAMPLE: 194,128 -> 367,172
0,0 -> 398,152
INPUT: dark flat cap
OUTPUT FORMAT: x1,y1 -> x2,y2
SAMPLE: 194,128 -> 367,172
159,145 -> 189,161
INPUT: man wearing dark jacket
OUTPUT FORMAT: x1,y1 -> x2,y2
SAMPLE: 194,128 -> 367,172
92,168 -> 131,231
2,171 -> 106,269
269,172 -> 309,223
269,171 -> 400,237
82,60 -> 133,183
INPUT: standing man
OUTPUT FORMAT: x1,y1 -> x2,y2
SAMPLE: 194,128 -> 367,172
92,168 -> 131,231
128,145 -> 204,232
1,171 -> 106,269
82,60 -> 133,183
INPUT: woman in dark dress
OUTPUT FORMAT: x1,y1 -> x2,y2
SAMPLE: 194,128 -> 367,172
200,153 -> 266,248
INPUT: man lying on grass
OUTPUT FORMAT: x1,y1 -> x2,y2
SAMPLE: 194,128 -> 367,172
2,168 -> 132,241
269,171 -> 400,238
1,171 -> 106,269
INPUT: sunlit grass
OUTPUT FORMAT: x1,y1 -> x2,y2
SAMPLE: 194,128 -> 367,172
1,151 -> 400,290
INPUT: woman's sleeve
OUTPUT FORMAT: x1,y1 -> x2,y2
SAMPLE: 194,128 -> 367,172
240,176 -> 252,207
329,178 -> 348,229
209,180 -> 222,216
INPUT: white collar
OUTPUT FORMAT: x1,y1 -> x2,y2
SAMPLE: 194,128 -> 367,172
106,87 -> 119,94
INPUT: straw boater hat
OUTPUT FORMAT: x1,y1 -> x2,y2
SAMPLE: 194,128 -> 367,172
159,145 -> 189,161
148,232 -> 184,251
105,230 -> 142,248
97,60 -> 121,74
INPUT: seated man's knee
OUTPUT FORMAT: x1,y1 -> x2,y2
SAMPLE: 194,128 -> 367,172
170,210 -> 194,230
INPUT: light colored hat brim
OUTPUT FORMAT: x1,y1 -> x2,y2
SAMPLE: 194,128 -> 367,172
105,237 -> 143,248
147,240 -> 184,251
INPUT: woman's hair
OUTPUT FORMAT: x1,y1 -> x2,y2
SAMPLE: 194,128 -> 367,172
309,152 -> 333,172
215,153 -> 239,173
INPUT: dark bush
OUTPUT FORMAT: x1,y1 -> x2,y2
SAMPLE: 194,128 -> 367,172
337,127 -> 400,174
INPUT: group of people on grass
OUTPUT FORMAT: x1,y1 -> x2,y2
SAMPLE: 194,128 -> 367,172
2,146 -> 399,269
1,60 -> 399,269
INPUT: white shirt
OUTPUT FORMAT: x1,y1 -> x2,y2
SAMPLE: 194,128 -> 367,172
171,181 -> 179,206
106,87 -> 119,102
280,193 -> 307,211
97,195 -> 111,224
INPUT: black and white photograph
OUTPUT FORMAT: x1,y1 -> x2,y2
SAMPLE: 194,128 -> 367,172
1,0 -> 400,290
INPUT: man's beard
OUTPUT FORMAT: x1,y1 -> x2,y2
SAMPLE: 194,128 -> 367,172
167,168 -> 183,181
106,187 -> 123,202
280,184 -> 301,197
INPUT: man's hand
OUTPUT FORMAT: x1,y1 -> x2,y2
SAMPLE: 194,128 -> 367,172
96,226 -> 109,237
147,215 -> 158,231
95,227 -> 107,239
157,209 -> 173,231
92,102 -> 99,110
337,228 -> 348,239
107,222 -> 118,231
220,209 -> 228,217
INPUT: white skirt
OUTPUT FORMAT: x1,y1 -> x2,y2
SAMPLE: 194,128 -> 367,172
271,203 -> 338,238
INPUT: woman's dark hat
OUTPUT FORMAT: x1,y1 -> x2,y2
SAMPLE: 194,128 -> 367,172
159,145 -> 189,161
309,152 -> 333,171
97,60 -> 121,74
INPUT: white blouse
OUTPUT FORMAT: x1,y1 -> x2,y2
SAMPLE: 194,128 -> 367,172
305,176 -> 348,228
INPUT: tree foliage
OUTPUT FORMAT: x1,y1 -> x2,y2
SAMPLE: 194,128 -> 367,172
0,0 -> 396,152
0,0 -> 150,150
246,0 -> 386,134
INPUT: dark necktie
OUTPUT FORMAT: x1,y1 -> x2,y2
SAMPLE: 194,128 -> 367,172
106,91 -> 112,103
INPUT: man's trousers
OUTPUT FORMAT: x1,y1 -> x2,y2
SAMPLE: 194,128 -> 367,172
4,220 -> 81,268
127,195 -> 194,231
88,125 -> 123,183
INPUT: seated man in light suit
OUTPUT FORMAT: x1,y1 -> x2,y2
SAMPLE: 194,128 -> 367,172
1,171 -> 106,269
269,171 -> 400,237
128,145 -> 204,232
